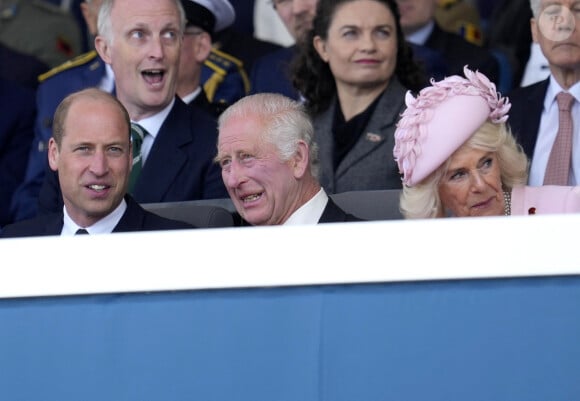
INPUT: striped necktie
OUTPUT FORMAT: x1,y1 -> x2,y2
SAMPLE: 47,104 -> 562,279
128,123 -> 147,193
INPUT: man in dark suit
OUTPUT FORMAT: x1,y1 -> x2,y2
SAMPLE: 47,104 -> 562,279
249,0 -> 318,100
508,0 -> 580,186
37,0 -> 227,216
1,88 -> 193,238
215,93 -> 362,225
397,0 -> 500,85
10,0 -> 109,222
0,79 -> 36,228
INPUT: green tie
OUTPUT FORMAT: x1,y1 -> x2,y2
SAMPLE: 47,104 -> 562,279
128,123 -> 146,193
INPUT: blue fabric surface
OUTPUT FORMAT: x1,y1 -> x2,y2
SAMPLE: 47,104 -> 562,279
1,276 -> 579,400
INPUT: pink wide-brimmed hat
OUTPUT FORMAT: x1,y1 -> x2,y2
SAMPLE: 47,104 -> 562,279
393,66 -> 511,187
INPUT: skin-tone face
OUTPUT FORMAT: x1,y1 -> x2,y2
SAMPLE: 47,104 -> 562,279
531,0 -> 580,88
48,97 -> 132,228
395,0 -> 437,36
176,26 -> 212,99
438,146 -> 505,217
273,0 -> 318,41
313,0 -> 398,96
95,0 -> 182,120
216,114 -> 310,225
81,0 -> 103,37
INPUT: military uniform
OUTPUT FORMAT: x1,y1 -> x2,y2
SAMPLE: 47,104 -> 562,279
435,0 -> 484,46
10,50 -> 110,221
201,47 -> 250,112
0,0 -> 82,68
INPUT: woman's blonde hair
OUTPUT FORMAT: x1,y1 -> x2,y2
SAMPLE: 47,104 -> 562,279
399,121 -> 529,218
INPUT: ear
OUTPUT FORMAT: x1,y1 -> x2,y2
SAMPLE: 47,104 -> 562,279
95,35 -> 112,64
313,35 -> 329,62
47,137 -> 59,172
195,32 -> 212,63
531,17 -> 539,43
291,140 -> 310,179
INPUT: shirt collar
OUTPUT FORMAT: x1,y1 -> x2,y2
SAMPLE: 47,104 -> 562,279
131,98 -> 175,140
62,198 -> 127,235
405,20 -> 435,46
283,188 -> 328,225
546,76 -> 580,111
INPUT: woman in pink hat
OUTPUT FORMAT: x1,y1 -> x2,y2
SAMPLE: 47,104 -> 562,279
393,66 -> 580,218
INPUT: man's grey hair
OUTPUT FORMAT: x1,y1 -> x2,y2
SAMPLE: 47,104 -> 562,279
218,93 -> 320,178
97,0 -> 186,43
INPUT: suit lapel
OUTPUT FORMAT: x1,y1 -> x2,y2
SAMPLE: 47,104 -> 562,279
335,78 -> 406,178
521,79 -> 548,157
313,102 -> 337,191
133,99 -> 191,201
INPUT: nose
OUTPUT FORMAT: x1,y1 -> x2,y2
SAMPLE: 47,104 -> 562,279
360,32 -> 377,52
89,150 -> 109,176
148,36 -> 165,60
470,171 -> 486,192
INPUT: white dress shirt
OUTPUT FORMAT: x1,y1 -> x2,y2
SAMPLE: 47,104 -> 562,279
529,77 -> 580,186
283,188 -> 328,225
61,199 -> 127,235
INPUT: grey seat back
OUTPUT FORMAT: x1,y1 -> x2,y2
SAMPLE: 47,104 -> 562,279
142,202 -> 235,228
330,189 -> 403,220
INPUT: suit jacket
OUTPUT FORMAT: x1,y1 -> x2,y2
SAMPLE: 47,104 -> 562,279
318,197 -> 364,223
235,196 -> 364,226
250,46 -> 300,100
0,79 -> 36,227
312,78 -> 407,194
38,97 -> 228,215
1,195 -> 193,238
11,51 -> 109,222
426,23 -> 500,85
507,78 -> 548,159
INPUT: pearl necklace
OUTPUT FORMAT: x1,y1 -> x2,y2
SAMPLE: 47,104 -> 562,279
503,191 -> 511,216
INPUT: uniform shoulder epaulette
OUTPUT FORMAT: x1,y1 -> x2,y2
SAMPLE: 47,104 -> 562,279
38,50 -> 98,82
206,48 -> 250,94
210,48 -> 244,68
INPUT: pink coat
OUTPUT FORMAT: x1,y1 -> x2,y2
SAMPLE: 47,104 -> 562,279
511,186 -> 580,215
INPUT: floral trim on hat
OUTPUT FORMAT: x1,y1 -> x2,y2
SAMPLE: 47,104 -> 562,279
393,66 -> 511,186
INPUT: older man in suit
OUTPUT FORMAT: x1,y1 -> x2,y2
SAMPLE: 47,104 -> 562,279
508,0 -> 580,186
37,0 -> 227,216
1,89 -> 194,238
216,93 -> 362,225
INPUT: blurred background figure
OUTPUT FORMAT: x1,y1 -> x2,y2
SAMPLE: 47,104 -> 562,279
177,0 -> 236,117
250,0 -> 319,100
292,0 -> 425,194
0,0 -> 82,68
10,0 -> 110,222
396,0 -> 501,88
0,78 -> 36,228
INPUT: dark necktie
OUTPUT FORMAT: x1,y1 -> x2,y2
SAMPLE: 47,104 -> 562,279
544,92 -> 575,185
128,123 -> 147,193
75,228 -> 89,235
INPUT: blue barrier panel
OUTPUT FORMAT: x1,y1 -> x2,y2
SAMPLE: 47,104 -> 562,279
1,276 -> 579,401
